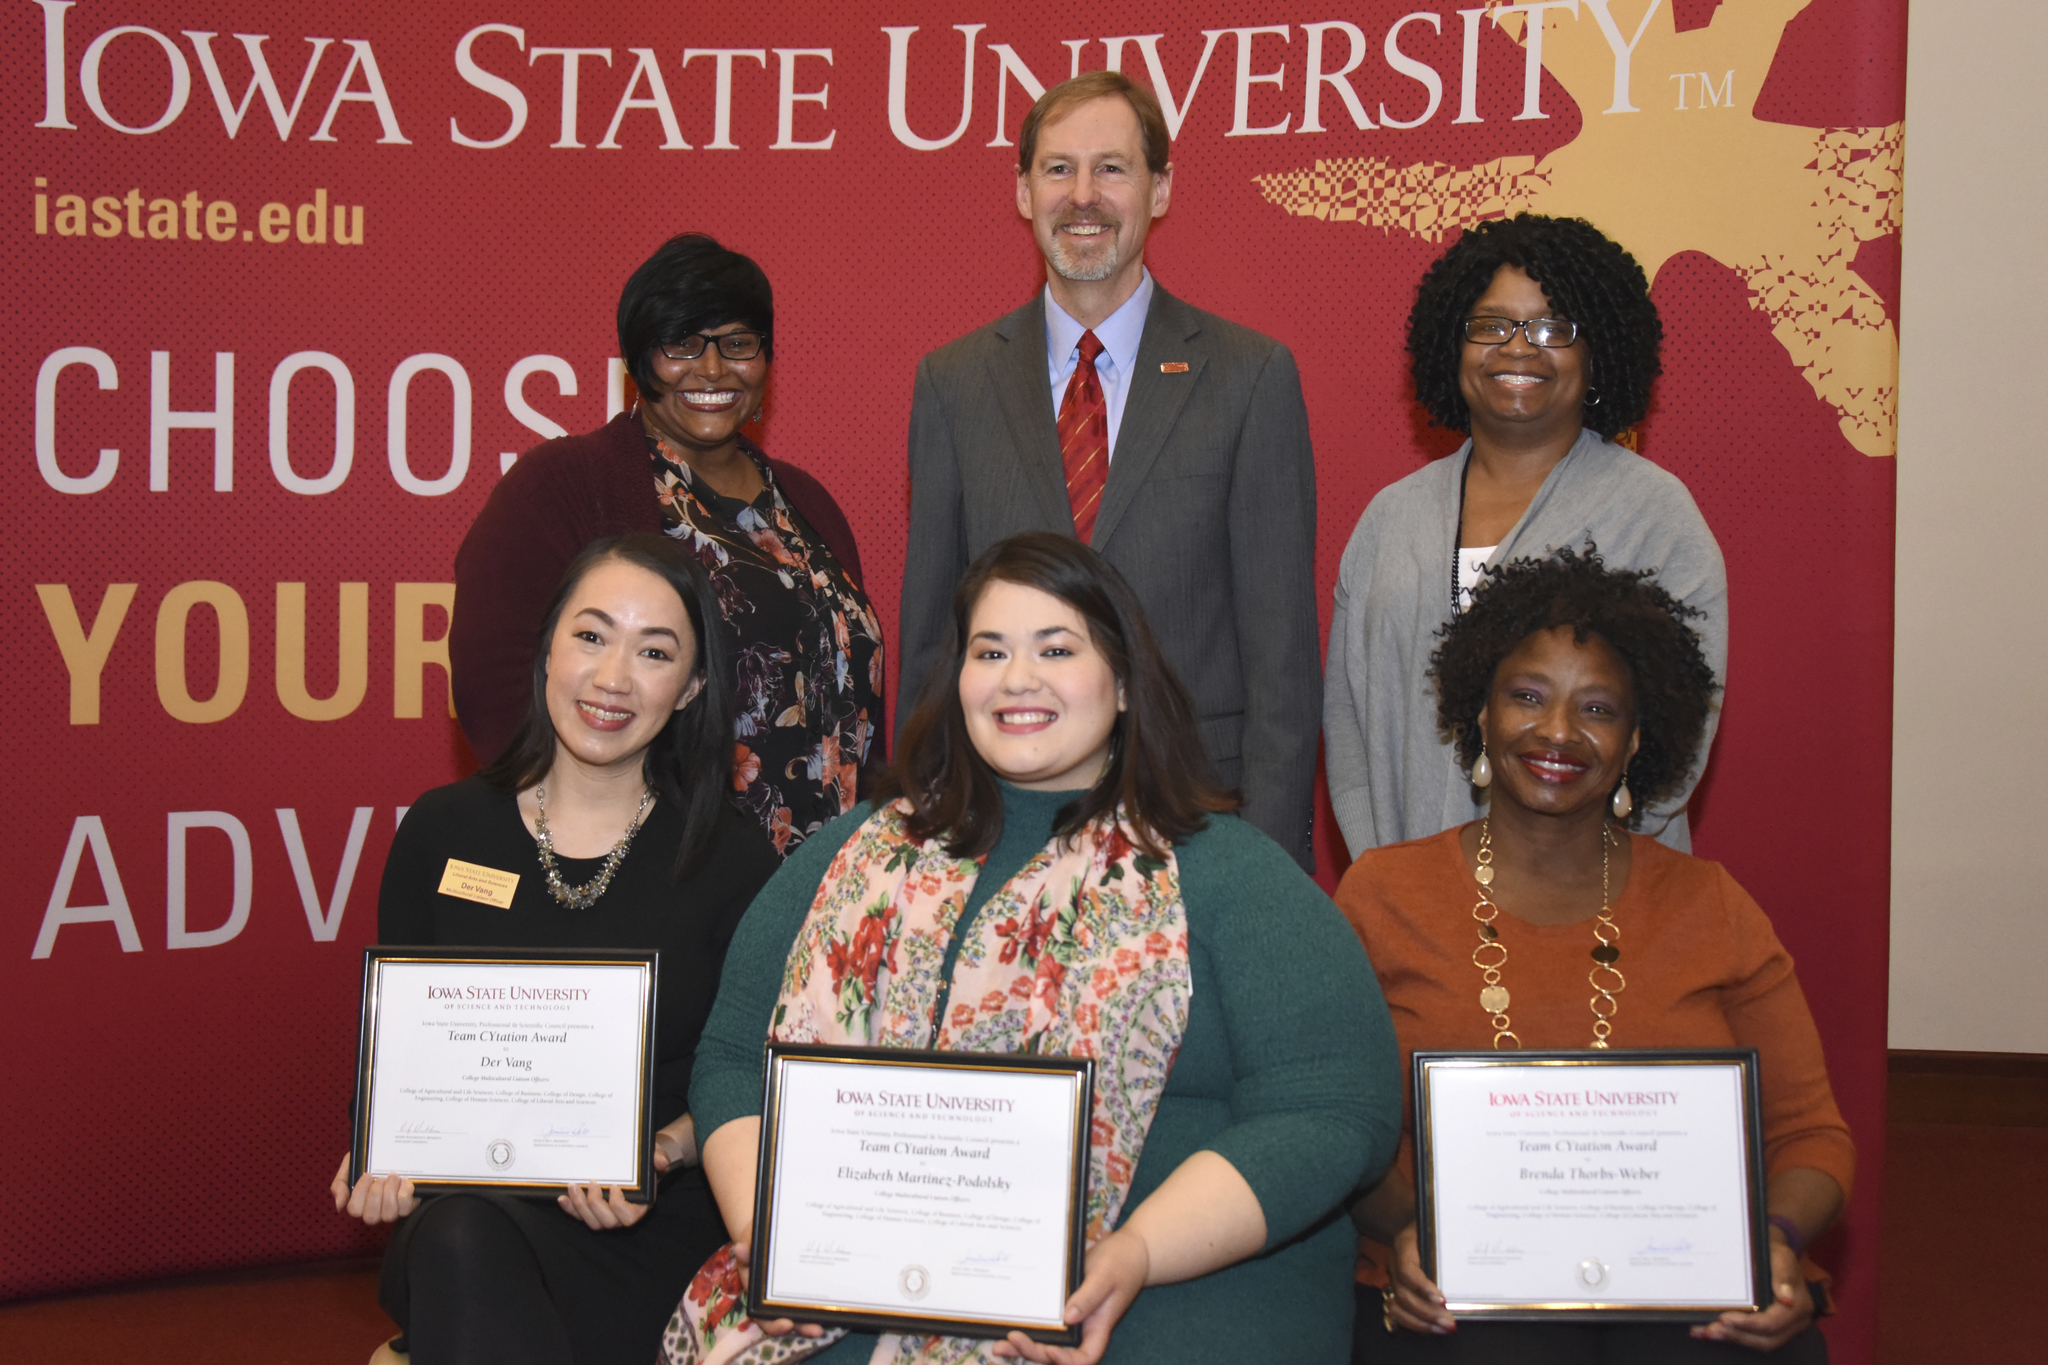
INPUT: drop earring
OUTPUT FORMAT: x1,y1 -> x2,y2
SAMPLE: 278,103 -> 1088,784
1472,748 -> 1493,788
1610,782 -> 1633,820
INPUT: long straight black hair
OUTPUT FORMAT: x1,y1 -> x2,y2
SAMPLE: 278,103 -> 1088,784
478,534 -> 733,880
876,532 -> 1236,859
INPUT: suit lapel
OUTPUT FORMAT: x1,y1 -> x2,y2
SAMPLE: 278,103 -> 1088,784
986,296 -> 1074,531
1093,287 -> 1204,549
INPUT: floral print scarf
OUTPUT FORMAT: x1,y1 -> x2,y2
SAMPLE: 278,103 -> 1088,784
659,801 -> 1193,1365
650,432 -> 884,855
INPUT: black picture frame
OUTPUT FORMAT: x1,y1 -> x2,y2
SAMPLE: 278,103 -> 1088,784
1412,1048 -> 1770,1321
350,946 -> 660,1202
749,1042 -> 1094,1344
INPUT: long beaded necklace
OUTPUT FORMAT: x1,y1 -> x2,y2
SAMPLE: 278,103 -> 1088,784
1451,451 -> 1472,615
532,785 -> 654,910
1470,818 -> 1625,1048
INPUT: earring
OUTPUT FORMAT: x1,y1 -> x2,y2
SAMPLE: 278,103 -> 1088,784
1584,388 -> 1602,407
1611,782 -> 1633,819
1472,748 -> 1492,788
750,408 -> 765,424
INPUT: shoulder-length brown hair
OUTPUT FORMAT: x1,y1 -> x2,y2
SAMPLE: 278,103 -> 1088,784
876,532 -> 1236,858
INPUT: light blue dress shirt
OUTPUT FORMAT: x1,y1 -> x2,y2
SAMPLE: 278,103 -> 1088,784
1045,269 -> 1154,462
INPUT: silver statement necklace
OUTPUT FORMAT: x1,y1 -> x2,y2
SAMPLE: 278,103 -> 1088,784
531,785 -> 653,910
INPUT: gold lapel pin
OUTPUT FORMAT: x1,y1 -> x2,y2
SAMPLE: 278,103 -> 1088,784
1160,362 -> 1189,373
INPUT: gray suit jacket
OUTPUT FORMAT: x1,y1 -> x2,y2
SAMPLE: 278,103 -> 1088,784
898,285 -> 1320,868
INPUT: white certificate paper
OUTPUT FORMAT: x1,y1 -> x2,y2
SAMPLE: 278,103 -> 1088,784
756,1052 -> 1089,1334
357,956 -> 653,1189
1419,1055 -> 1762,1314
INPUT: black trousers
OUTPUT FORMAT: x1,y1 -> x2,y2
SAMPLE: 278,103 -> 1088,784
381,1195 -> 573,1365
1352,1283 -> 1831,1364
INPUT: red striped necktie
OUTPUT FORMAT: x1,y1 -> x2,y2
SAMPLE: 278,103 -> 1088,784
1057,330 -> 1109,542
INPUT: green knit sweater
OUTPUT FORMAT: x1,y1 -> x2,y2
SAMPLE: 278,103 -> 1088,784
691,785 -> 1401,1363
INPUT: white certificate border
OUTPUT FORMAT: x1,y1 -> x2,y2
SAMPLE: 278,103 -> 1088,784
351,948 -> 658,1197
749,1044 -> 1094,1343
1413,1049 -> 1770,1319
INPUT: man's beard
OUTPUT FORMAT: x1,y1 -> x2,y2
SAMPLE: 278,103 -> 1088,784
1046,224 -> 1121,282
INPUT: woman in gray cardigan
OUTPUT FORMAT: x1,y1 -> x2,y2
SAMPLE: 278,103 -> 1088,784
1325,214 -> 1727,859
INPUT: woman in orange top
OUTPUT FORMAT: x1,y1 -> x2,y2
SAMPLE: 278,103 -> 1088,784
1338,546 -> 1852,1363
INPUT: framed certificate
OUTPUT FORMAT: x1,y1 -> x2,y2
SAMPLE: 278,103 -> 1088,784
1414,1049 -> 1769,1320
750,1043 -> 1094,1343
350,947 -> 660,1201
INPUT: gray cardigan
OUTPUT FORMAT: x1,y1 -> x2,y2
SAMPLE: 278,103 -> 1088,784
1324,430 -> 1729,858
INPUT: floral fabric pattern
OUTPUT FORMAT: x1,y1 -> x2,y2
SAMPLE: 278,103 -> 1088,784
659,803 -> 1191,1365
651,433 -> 884,855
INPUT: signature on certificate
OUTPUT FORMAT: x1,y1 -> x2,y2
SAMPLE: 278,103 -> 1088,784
397,1122 -> 442,1136
538,1121 -> 592,1138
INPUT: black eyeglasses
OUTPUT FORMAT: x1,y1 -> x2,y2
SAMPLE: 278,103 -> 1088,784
1462,316 -> 1579,348
659,330 -> 768,361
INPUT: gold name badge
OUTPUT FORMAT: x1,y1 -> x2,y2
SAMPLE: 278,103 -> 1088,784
437,859 -> 520,909
1159,361 -> 1190,373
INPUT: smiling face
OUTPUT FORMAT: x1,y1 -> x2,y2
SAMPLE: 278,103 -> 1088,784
1016,94 -> 1171,293
637,321 -> 769,462
1458,265 -> 1589,444
544,558 -> 704,778
958,579 -> 1125,791
1479,624 -> 1640,820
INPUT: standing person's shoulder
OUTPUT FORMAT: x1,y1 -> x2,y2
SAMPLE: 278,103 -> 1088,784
1568,432 -> 1706,514
917,296 -> 1044,387
1339,452 -> 1462,563
483,410 -> 649,513
1149,287 -> 1290,369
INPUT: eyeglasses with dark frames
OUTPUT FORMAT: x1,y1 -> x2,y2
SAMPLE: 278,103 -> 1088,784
1462,316 -> 1579,348
658,330 -> 768,361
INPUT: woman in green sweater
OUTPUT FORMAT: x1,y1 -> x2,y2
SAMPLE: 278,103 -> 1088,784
659,532 -> 1401,1365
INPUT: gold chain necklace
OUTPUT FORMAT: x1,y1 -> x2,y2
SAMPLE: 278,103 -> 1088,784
1470,818 -> 1625,1048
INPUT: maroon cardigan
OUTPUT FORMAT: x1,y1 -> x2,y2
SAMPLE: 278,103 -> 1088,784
450,411 -> 866,766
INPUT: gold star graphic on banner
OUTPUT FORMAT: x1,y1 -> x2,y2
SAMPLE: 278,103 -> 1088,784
1255,0 -> 1901,455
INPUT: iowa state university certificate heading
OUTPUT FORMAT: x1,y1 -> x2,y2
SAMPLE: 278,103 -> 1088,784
351,948 -> 658,1199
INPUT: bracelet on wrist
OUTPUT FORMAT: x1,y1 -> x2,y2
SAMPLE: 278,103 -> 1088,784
1766,1214 -> 1807,1258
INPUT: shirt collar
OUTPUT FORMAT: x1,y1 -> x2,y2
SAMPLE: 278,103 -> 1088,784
1044,268 -> 1154,377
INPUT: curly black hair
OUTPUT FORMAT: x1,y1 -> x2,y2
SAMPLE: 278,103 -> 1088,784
1407,214 -> 1662,440
1430,546 -> 1717,826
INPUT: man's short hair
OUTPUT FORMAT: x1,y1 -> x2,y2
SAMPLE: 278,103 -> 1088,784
1016,71 -> 1171,176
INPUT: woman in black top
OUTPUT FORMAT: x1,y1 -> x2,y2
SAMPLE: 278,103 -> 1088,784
334,534 -> 779,1365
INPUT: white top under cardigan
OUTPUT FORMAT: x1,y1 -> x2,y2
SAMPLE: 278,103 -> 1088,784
1323,429 -> 1730,859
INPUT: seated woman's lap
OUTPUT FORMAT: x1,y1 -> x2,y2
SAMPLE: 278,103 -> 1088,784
382,1195 -> 571,1365
1351,1284 -> 1830,1365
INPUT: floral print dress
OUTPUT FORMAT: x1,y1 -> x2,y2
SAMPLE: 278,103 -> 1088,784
651,434 -> 884,855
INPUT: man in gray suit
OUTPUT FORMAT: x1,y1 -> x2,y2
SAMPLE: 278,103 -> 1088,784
898,71 -> 1320,868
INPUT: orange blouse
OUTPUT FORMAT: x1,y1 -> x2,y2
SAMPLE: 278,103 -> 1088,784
1336,826 -> 1855,1280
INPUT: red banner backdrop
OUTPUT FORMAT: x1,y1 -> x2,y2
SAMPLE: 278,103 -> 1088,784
4,0 -> 1900,1358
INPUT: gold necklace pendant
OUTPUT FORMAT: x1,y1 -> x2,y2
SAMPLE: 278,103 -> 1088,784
1471,821 -> 1518,1048
1470,818 -> 1623,1049
1586,826 -> 1625,1047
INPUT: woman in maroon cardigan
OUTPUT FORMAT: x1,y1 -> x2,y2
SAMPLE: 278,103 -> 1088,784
453,233 -> 883,857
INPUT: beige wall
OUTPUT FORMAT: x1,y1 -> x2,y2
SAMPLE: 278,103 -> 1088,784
1890,1 -> 2048,1052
